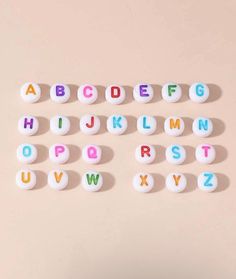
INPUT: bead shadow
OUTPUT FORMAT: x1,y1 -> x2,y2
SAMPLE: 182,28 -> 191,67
123,86 -> 133,104
34,144 -> 48,163
65,170 -> 80,190
125,115 -> 137,134
153,145 -> 166,164
100,146 -> 114,164
37,117 -> 49,135
179,83 -> 190,102
67,145 -> 80,163
182,117 -> 193,136
38,84 -> 50,102
67,116 -> 79,135
97,115 -> 107,135
150,84 -> 162,103
95,85 -> 106,104
67,84 -> 78,103
214,145 -> 228,164
182,173 -> 197,193
210,118 -> 225,137
100,172 -> 115,192
182,145 -> 195,164
214,173 -> 230,192
34,170 -> 47,190
150,173 -> 165,192
206,84 -> 222,102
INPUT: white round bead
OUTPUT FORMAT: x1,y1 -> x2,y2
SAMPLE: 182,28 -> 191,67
16,143 -> 37,164
48,169 -> 68,190
137,115 -> 157,135
133,173 -> 154,193
107,114 -> 127,135
192,117 -> 213,137
105,85 -> 125,104
82,144 -> 102,164
77,84 -> 98,104
16,169 -> 36,190
135,144 -> 156,164
164,116 -> 185,136
198,172 -> 218,192
49,144 -> 70,164
50,83 -> 70,103
165,144 -> 186,165
162,82 -> 182,102
18,115 -> 39,136
189,82 -> 209,103
50,115 -> 70,135
20,82 -> 41,103
195,144 -> 216,164
133,84 -> 154,103
80,114 -> 100,135
166,172 -> 187,193
82,171 -> 103,192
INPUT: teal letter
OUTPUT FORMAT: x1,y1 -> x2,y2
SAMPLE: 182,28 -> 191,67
142,116 -> 150,129
204,173 -> 213,187
199,119 -> 208,130
196,84 -> 204,96
23,145 -> 32,157
113,116 -> 122,128
172,145 -> 180,159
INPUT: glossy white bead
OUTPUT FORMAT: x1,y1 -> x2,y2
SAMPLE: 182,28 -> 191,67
137,115 -> 157,135
133,84 -> 154,103
107,114 -> 127,135
50,83 -> 70,103
162,82 -> 182,102
133,173 -> 154,193
48,170 -> 68,190
18,115 -> 39,136
164,116 -> 185,136
192,117 -> 213,137
20,82 -> 41,103
82,171 -> 103,192
16,143 -> 37,164
195,144 -> 215,164
82,144 -> 102,164
77,84 -> 98,104
49,144 -> 70,164
80,114 -> 100,135
105,85 -> 125,104
135,144 -> 156,164
50,115 -> 70,135
165,144 -> 186,165
189,83 -> 209,103
198,172 -> 218,192
166,172 -> 187,193
16,169 -> 36,190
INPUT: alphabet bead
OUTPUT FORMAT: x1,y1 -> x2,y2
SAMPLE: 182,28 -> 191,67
165,144 -> 186,165
82,144 -> 102,164
198,172 -> 218,192
135,144 -> 156,164
195,144 -> 216,164
16,169 -> 36,190
164,116 -> 185,136
133,84 -> 154,103
133,173 -> 154,193
137,115 -> 157,135
48,169 -> 68,190
49,144 -> 70,164
20,82 -> 41,103
192,117 -> 213,137
80,114 -> 100,135
107,114 -> 127,135
18,115 -> 39,136
162,82 -> 182,102
82,171 -> 103,192
50,83 -> 70,103
189,82 -> 209,103
77,84 -> 98,104
166,172 -> 187,193
17,143 -> 37,164
105,85 -> 125,104
50,115 -> 70,135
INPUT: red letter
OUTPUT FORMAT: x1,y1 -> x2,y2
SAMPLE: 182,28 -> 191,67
141,145 -> 150,157
111,86 -> 120,98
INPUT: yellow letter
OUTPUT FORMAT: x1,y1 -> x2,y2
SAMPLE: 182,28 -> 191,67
21,172 -> 31,183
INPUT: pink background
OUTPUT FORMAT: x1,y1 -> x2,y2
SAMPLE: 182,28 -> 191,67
1,0 -> 236,278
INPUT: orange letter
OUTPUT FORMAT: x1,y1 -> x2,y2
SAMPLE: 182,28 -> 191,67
54,171 -> 63,183
170,118 -> 180,129
140,175 -> 148,186
173,175 -> 181,186
26,84 -> 36,95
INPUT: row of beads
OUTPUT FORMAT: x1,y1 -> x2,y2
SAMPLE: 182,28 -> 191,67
16,169 -> 218,193
17,143 -> 216,165
20,82 -> 210,104
18,115 -> 213,137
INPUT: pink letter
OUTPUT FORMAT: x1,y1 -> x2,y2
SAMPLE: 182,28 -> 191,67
87,146 -> 97,158
83,86 -> 93,98
202,145 -> 210,157
55,145 -> 65,157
